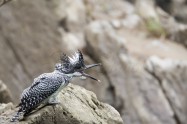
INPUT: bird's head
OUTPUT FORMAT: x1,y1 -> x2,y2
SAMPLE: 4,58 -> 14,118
55,50 -> 101,82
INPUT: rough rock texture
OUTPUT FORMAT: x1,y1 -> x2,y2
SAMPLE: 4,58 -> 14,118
0,0 -> 62,102
85,20 -> 185,124
170,25 -> 187,48
85,20 -> 127,111
72,55 -> 112,105
134,0 -> 187,47
0,80 -> 12,103
0,84 -> 123,124
146,57 -> 187,124
0,103 -> 13,115
1,0 -> 187,124
155,0 -> 187,24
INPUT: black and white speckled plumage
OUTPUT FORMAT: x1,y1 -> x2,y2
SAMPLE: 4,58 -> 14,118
20,71 -> 69,114
11,51 -> 83,122
11,70 -> 71,122
11,50 -> 100,122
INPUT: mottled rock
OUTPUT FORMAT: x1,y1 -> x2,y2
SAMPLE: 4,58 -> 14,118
85,20 -> 178,124
120,55 -> 176,124
60,31 -> 85,51
84,0 -> 135,21
55,0 -> 87,52
72,55 -> 112,105
146,56 -> 187,124
135,0 -> 166,37
171,25 -> 187,48
0,103 -> 13,115
1,0 -> 187,124
55,0 -> 86,32
0,84 -> 123,124
155,0 -> 187,24
0,0 -> 62,102
85,21 -> 129,123
156,7 -> 187,48
0,80 -> 12,103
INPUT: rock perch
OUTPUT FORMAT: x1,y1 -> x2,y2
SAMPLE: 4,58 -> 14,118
0,84 -> 123,124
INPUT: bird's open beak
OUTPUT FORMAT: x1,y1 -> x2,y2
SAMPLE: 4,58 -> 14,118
81,63 -> 101,82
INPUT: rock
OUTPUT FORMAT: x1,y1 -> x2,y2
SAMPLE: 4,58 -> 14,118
1,0 -> 187,124
55,0 -> 86,32
0,0 -> 62,102
55,0 -> 87,52
135,0 -> 157,20
84,0 -> 135,21
134,0 -> 187,24
0,103 -> 13,115
121,14 -> 141,29
170,25 -> 187,48
85,20 -> 181,124
0,80 -> 12,103
155,0 -> 173,14
134,1 -> 187,47
146,56 -> 187,124
135,0 -> 166,37
60,31 -> 85,51
110,14 -> 141,29
156,7 -> 187,48
120,55 -> 176,124
72,55 -> 113,105
85,20 -> 130,122
155,0 -> 187,24
0,84 -> 123,124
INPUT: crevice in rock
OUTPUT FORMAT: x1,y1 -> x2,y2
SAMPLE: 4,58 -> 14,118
145,68 -> 181,124
58,18 -> 69,32
105,85 -> 116,106
52,106 -> 57,124
114,96 -> 125,115
155,0 -> 172,14
5,38 -> 32,80
68,89 -> 102,122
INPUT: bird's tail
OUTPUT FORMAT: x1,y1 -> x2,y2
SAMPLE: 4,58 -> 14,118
10,111 -> 24,122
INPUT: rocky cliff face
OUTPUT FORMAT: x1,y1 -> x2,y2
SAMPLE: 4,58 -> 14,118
0,0 -> 187,124
0,84 -> 123,124
0,80 -> 12,103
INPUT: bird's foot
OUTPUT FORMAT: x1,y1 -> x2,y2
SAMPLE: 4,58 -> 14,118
47,98 -> 60,105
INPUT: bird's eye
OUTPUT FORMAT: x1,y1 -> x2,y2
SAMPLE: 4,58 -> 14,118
75,66 -> 81,70
74,64 -> 82,70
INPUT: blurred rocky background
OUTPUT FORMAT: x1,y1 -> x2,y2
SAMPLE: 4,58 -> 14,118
0,0 -> 187,124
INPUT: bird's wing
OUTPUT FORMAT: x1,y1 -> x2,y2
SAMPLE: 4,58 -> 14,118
19,73 -> 65,114
19,73 -> 47,100
30,73 -> 47,90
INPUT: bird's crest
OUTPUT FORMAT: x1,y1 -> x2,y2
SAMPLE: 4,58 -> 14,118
60,50 -> 85,73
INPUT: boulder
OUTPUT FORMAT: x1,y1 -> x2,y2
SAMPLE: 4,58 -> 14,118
0,80 -> 12,103
0,0 -> 62,102
0,84 -> 123,124
146,56 -> 187,124
72,55 -> 114,105
55,0 -> 86,32
85,21 -> 181,124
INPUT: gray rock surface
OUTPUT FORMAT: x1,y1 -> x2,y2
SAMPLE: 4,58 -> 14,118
0,0 -> 62,102
0,80 -> 12,103
85,20 -> 183,124
85,20 -> 127,112
155,0 -> 187,24
132,0 -> 187,47
0,84 -> 123,124
146,56 -> 187,124
1,0 -> 187,124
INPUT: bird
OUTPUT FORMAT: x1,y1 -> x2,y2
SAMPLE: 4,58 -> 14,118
10,50 -> 101,122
